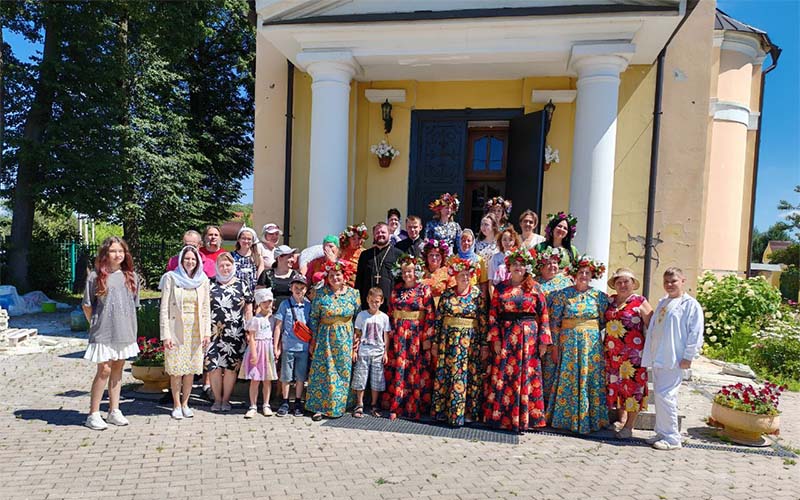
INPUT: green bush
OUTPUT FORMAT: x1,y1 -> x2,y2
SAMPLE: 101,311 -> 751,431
697,272 -> 781,348
779,267 -> 799,302
136,300 -> 160,340
751,336 -> 800,382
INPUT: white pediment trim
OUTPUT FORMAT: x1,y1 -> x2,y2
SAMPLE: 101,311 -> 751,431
364,89 -> 407,103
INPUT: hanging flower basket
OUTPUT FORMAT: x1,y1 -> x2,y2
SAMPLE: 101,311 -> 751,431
370,140 -> 400,168
378,156 -> 392,168
544,145 -> 560,171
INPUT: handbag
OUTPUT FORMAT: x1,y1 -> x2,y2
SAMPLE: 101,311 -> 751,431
294,320 -> 313,343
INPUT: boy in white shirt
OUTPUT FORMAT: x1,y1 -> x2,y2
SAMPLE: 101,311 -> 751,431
642,267 -> 704,450
352,287 -> 392,418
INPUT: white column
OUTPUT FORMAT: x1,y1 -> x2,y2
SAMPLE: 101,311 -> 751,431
296,51 -> 359,246
568,47 -> 631,288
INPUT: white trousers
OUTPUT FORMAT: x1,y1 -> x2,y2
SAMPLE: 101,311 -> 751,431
653,367 -> 683,445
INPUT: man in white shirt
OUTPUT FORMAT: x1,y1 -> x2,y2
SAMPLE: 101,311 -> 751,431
642,267 -> 704,451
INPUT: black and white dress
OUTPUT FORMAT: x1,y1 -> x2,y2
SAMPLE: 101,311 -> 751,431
231,251 -> 258,295
205,277 -> 253,371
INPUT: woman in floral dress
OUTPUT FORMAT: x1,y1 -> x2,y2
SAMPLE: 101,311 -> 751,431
420,239 -> 453,307
534,212 -> 579,271
306,261 -> 361,420
231,226 -> 263,295
488,227 -> 521,296
484,196 -> 512,232
474,214 -> 499,263
534,247 -> 574,410
604,268 -> 653,439
206,253 -> 253,412
339,223 -> 367,287
483,248 -> 551,433
547,255 -> 610,434
424,193 -> 462,250
432,258 -> 487,427
383,254 -> 436,420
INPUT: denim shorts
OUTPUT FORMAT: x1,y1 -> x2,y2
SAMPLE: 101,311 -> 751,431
279,350 -> 310,383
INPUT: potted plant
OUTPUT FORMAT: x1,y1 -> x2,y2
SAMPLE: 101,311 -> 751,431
710,381 -> 784,446
131,336 -> 169,393
544,144 -> 560,171
370,139 -> 400,168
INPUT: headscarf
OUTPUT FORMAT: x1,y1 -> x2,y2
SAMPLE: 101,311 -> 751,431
215,253 -> 237,284
160,246 -> 208,290
322,234 -> 340,248
457,228 -> 478,263
237,226 -> 259,243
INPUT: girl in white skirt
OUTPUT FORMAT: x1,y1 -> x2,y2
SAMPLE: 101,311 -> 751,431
242,288 -> 278,418
82,237 -> 140,430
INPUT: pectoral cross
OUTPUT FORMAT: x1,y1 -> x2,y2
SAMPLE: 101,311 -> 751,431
374,274 -> 381,285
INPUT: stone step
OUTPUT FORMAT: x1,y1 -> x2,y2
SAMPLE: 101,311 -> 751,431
3,328 -> 38,346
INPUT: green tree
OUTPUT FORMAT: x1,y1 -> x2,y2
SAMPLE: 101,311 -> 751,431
776,185 -> 800,239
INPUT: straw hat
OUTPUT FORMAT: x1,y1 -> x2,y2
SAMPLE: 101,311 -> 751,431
607,268 -> 641,291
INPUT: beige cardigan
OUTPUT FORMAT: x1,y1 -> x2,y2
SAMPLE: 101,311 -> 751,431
159,274 -> 211,345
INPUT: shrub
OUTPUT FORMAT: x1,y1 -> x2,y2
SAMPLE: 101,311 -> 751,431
750,306 -> 800,381
779,267 -> 799,302
697,272 -> 781,348
136,300 -> 160,340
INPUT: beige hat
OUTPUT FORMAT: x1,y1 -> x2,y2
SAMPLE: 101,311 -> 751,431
607,268 -> 641,291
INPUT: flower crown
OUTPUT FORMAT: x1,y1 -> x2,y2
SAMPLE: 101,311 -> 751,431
485,196 -> 512,217
447,257 -> 478,277
505,248 -> 538,275
429,193 -> 460,213
323,260 -> 355,280
422,238 -> 451,257
545,211 -> 578,239
339,222 -> 368,245
534,246 -> 562,269
391,254 -> 425,280
566,254 -> 606,280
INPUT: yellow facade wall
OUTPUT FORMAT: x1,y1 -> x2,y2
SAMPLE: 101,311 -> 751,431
288,70 -> 312,248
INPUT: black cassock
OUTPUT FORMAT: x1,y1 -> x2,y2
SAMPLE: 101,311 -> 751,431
355,244 -> 403,312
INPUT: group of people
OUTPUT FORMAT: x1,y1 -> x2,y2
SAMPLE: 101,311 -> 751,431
80,193 -> 704,451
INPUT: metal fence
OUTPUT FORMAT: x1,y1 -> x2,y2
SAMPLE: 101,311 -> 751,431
0,237 -> 181,293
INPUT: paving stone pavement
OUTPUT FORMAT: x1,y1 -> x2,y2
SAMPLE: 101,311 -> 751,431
0,343 -> 798,500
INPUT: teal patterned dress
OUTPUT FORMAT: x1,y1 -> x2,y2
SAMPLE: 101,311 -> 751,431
306,285 -> 360,417
432,285 -> 487,427
535,274 -> 574,413
546,286 -> 610,434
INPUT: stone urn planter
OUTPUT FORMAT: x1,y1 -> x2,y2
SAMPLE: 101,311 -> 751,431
131,365 -> 170,393
711,401 -> 779,447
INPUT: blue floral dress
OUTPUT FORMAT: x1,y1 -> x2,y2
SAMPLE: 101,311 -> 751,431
306,286 -> 360,417
231,251 -> 258,295
546,286 -> 610,434
424,220 -> 462,251
535,274 -> 574,410
432,286 -> 487,427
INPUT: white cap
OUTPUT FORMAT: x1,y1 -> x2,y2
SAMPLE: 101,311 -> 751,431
254,288 -> 274,304
262,223 -> 283,235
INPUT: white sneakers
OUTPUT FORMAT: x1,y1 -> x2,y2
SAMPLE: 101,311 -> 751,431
181,406 -> 194,418
652,439 -> 682,451
85,412 -> 108,430
171,407 -> 184,420
262,405 -> 273,417
244,407 -> 258,419
85,410 -> 128,430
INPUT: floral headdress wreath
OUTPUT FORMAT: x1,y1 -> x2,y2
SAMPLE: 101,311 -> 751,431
422,238 -> 451,258
505,247 -> 538,275
391,254 -> 425,280
566,254 -> 606,280
339,222 -> 368,246
485,196 -> 512,217
323,259 -> 356,282
429,192 -> 461,213
534,246 -> 562,269
545,211 -> 578,239
447,257 -> 478,278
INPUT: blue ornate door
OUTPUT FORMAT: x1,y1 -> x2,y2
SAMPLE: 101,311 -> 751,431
407,118 -> 467,224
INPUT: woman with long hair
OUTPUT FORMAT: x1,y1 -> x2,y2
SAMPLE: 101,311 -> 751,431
82,237 -> 140,430
534,212 -> 579,271
424,193 -> 462,251
474,214 -> 500,263
420,239 -> 453,307
231,226 -> 263,295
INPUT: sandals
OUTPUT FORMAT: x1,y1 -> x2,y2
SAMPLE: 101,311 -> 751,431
353,406 -> 364,419
389,412 -> 398,421
311,413 -> 324,421
370,407 -> 382,418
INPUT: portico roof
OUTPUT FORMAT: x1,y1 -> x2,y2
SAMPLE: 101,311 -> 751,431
256,0 -> 688,80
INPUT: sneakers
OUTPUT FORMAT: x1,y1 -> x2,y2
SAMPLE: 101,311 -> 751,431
244,407 -> 257,419
645,434 -> 664,445
276,401 -> 290,417
171,407 -> 184,420
262,405 -> 273,417
293,402 -> 304,417
181,406 -> 194,418
652,439 -> 682,451
85,412 -> 108,431
106,409 -> 129,426
220,402 -> 232,412
210,402 -> 222,412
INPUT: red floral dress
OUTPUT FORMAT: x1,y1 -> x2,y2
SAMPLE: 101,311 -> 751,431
604,294 -> 648,412
483,280 -> 552,432
382,282 -> 436,419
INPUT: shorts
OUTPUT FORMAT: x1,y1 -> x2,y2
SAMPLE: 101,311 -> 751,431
351,351 -> 385,392
279,350 -> 310,383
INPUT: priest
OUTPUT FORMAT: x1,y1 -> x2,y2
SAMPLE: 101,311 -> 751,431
355,222 -> 403,312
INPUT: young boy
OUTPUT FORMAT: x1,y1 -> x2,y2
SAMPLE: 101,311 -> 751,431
273,275 -> 312,417
642,267 -> 704,450
351,287 -> 392,418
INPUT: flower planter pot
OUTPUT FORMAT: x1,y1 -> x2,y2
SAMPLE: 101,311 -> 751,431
131,365 -> 170,393
711,401 -> 779,447
378,156 -> 392,168
544,162 -> 551,171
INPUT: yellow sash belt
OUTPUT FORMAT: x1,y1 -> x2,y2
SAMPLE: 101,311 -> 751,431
393,310 -> 425,321
320,316 -> 351,326
443,316 -> 478,329
561,318 -> 599,329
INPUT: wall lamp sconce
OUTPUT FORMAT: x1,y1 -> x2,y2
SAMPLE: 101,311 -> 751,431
544,99 -> 556,135
381,99 -> 393,134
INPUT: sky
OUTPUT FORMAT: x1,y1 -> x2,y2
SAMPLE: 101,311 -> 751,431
5,1 -> 798,229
